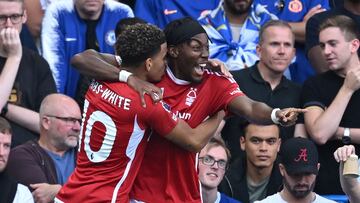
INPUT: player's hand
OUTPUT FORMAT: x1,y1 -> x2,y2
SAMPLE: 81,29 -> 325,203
276,108 -> 307,127
30,183 -> 62,203
0,27 -> 22,59
127,75 -> 163,107
206,59 -> 233,78
334,145 -> 356,163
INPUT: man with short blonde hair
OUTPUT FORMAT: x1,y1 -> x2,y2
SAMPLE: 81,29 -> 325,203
199,137 -> 239,203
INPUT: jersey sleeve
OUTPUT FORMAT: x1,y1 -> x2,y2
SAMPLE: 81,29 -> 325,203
210,73 -> 245,112
142,98 -> 179,137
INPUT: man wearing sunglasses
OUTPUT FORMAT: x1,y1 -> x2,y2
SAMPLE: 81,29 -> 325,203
6,93 -> 81,203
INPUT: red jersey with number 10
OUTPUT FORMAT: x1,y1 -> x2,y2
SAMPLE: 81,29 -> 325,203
55,80 -> 178,203
131,68 -> 244,202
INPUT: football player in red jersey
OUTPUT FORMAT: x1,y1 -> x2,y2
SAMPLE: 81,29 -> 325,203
71,17 -> 305,202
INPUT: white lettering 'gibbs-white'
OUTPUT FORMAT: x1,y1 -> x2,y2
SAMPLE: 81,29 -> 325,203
90,81 -> 131,110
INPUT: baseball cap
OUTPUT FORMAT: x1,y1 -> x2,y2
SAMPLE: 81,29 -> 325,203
280,137 -> 319,175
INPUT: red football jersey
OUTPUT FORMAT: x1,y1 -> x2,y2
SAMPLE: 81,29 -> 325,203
131,68 -> 244,203
55,81 -> 178,203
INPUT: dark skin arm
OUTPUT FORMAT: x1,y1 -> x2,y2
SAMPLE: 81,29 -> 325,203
71,50 -> 233,106
71,49 -> 163,107
228,96 -> 306,126
71,49 -> 120,80
308,46 -> 329,73
166,111 -> 225,152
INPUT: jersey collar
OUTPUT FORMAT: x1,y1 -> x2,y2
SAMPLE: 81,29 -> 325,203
166,66 -> 191,85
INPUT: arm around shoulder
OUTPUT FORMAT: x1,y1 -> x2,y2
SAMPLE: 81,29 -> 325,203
165,111 -> 225,152
71,49 -> 120,81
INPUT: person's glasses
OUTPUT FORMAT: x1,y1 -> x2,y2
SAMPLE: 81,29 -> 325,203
199,156 -> 227,169
46,115 -> 82,126
0,14 -> 23,25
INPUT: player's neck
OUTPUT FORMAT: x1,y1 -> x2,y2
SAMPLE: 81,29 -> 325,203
167,61 -> 188,81
122,66 -> 147,81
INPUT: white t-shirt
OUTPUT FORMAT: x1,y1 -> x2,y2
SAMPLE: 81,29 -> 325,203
255,192 -> 336,203
13,184 -> 34,203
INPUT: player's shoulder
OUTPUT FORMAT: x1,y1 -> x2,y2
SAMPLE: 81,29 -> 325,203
203,69 -> 238,84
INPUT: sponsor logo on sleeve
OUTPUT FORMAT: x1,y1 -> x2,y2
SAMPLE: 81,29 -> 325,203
161,101 -> 172,113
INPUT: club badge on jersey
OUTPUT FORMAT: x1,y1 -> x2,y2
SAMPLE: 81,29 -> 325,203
185,88 -> 197,106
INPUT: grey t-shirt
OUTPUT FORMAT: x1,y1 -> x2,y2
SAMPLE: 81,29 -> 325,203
247,176 -> 270,203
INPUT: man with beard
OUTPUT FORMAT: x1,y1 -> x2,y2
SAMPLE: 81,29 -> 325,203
6,94 -> 81,203
256,137 -> 335,203
199,0 -> 267,71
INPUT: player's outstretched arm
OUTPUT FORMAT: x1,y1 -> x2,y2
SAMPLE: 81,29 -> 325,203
165,111 -> 225,152
228,95 -> 306,126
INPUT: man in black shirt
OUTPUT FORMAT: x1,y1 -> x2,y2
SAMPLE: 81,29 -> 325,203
0,0 -> 56,147
301,15 -> 360,195
222,20 -> 305,160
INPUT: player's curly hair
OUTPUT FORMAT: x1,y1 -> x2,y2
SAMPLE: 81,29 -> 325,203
115,23 -> 166,67
115,17 -> 146,38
